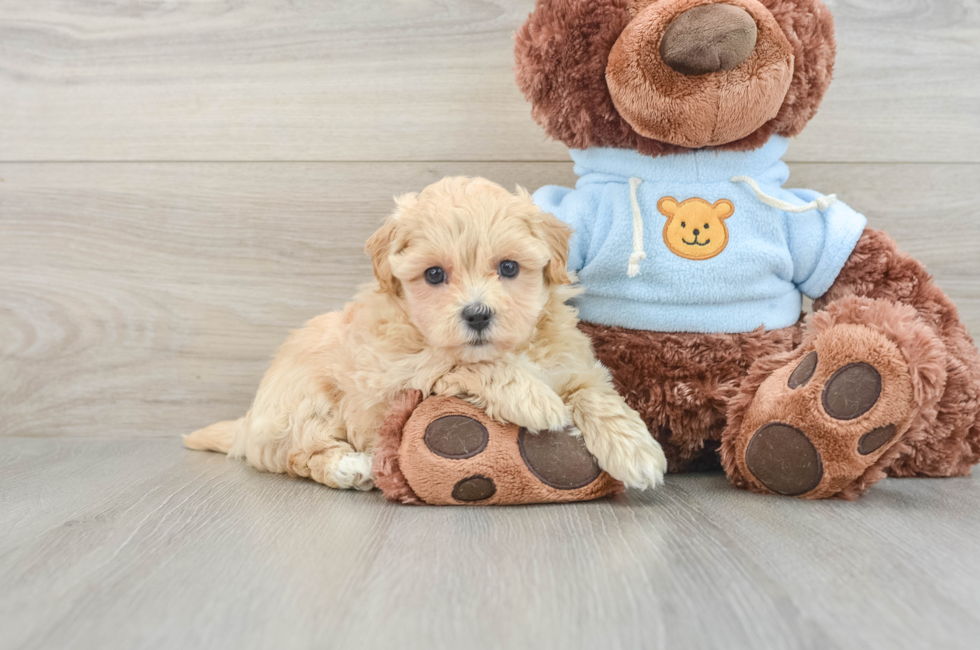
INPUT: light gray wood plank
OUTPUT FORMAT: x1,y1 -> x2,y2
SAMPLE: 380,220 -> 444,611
798,0 -> 980,164
1,437 -> 978,650
1,161 -> 977,439
0,0 -> 977,163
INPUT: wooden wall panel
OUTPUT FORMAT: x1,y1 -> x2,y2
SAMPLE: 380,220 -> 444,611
1,0 -> 977,162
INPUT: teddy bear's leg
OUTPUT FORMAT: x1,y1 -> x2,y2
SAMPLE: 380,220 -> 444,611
722,229 -> 980,499
580,322 -> 802,473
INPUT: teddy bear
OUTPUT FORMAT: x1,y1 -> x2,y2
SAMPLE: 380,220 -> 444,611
507,0 -> 980,499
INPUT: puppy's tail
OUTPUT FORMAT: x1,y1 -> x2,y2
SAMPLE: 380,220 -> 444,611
184,418 -> 242,454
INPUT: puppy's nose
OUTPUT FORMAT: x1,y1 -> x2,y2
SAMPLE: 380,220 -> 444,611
461,303 -> 493,333
693,228 -> 700,236
660,4 -> 758,76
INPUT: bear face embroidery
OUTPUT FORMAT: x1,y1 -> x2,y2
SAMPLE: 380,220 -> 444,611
657,197 -> 734,260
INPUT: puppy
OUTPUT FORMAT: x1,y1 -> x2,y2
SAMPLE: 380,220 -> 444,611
185,177 -> 666,491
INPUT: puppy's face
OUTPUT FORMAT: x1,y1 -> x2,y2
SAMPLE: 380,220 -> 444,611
366,177 -> 571,363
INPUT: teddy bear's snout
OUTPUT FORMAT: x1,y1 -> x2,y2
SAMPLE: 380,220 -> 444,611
604,0 -> 794,148
660,4 -> 758,76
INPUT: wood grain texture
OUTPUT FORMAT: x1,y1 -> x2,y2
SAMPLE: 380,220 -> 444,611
1,437 -> 978,650
1,0 -> 978,163
2,161 -> 978,439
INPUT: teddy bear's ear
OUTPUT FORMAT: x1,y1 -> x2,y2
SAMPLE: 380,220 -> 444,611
657,197 -> 680,217
713,199 -> 735,220
514,0 -> 637,152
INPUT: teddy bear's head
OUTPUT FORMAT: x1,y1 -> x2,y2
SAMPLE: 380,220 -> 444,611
515,0 -> 836,155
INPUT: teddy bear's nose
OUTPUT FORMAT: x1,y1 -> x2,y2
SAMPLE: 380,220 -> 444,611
693,228 -> 700,236
659,3 -> 758,76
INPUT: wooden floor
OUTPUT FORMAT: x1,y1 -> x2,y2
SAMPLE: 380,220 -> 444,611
2,438 -> 980,650
2,1 -> 980,648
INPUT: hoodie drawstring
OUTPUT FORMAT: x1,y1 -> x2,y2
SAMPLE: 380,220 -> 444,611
627,177 -> 646,277
731,176 -> 838,213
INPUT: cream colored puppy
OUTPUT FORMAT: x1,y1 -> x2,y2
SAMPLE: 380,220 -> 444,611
185,177 -> 666,491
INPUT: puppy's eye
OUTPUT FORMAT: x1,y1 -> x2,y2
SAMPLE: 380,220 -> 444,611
681,222 -> 686,228
498,260 -> 520,279
704,223 -> 710,229
424,267 -> 446,285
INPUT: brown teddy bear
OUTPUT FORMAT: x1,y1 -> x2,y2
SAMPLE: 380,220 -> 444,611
510,0 -> 980,499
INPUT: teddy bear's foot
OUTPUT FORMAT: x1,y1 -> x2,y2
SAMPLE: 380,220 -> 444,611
723,298 -> 948,499
733,325 -> 914,498
373,393 -> 624,505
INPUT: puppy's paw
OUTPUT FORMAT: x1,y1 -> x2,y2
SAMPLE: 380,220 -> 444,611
332,452 -> 375,491
624,440 -> 667,491
432,375 -> 467,401
588,421 -> 667,491
492,383 -> 571,433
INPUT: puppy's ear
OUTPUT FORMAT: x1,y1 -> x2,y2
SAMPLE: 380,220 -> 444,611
535,210 -> 573,286
366,192 -> 417,294
365,218 -> 398,294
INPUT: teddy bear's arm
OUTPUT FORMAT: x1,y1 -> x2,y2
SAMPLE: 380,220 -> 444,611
814,228 -> 962,331
781,189 -> 867,300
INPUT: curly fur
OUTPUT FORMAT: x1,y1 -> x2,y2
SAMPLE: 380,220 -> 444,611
580,321 -> 803,472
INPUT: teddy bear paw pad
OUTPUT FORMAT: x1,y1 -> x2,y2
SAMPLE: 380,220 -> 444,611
518,428 -> 602,489
452,475 -> 497,502
744,423 -> 823,497
424,415 -> 488,459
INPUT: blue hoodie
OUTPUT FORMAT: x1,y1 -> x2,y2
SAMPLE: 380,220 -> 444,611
533,136 -> 867,334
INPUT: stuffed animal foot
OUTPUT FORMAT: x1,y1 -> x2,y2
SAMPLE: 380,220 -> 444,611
373,392 -> 623,505
724,298 -> 948,499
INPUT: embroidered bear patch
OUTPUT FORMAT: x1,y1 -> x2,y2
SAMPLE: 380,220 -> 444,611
658,197 -> 734,260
